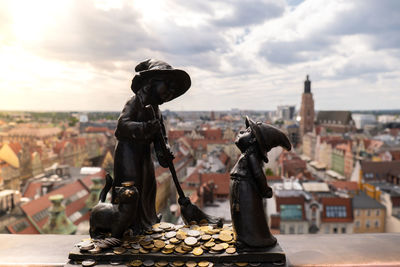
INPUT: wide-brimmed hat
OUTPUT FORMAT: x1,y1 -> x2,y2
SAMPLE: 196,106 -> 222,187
245,116 -> 291,162
131,59 -> 191,101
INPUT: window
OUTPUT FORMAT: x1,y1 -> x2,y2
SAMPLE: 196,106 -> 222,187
289,225 -> 295,234
32,209 -> 49,222
375,220 -> 379,228
366,220 -> 370,228
333,227 -> 338,234
342,227 -> 346,233
326,206 -> 347,218
280,205 -> 303,221
376,210 -> 380,216
367,210 -> 371,216
356,210 -> 360,216
12,220 -> 29,232
355,221 -> 360,228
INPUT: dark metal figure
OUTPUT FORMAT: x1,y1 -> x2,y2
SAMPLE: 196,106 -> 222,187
89,177 -> 139,239
230,117 -> 291,250
112,59 -> 191,233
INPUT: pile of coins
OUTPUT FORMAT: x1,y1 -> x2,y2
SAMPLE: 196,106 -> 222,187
77,223 -> 242,266
114,222 -> 237,256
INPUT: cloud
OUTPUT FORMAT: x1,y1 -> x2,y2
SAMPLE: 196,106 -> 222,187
213,0 -> 285,27
1,0 -> 400,111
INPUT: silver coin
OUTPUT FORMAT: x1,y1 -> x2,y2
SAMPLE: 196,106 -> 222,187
175,225 -> 184,230
110,261 -> 121,266
165,231 -> 177,239
144,260 -> 155,266
249,263 -> 261,266
131,243 -> 141,250
184,236 -> 198,246
153,227 -> 163,233
212,234 -> 219,239
80,242 -> 95,251
82,259 -> 96,267
188,230 -> 200,237
152,233 -> 163,239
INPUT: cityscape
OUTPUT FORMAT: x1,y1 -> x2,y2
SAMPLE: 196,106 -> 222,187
1,76 -> 399,236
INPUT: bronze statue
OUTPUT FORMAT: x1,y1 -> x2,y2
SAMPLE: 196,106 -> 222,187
230,117 -> 291,250
89,176 -> 139,240
112,59 -> 190,233
112,59 -> 221,234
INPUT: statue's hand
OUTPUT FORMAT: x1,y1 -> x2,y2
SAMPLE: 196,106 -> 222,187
145,119 -> 161,135
165,145 -> 175,161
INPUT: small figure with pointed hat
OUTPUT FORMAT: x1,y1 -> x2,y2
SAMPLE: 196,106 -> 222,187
230,116 -> 291,250
113,59 -> 191,233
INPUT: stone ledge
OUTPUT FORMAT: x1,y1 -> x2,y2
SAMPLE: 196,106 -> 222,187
0,234 -> 399,266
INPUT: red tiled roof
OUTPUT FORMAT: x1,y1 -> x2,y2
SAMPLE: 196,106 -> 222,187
23,181 -> 43,199
390,150 -> 400,161
200,129 -> 223,140
85,127 -> 111,133
8,142 -> 22,154
320,197 -> 353,223
168,130 -> 186,141
267,176 -> 283,182
200,173 -> 230,195
6,218 -> 39,234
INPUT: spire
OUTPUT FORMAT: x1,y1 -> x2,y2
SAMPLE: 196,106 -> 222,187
304,75 -> 311,93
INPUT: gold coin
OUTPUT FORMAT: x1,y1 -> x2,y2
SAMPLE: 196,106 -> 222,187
175,246 -> 187,254
170,237 -> 181,244
140,240 -> 152,246
113,247 -> 126,255
225,247 -> 236,254
161,248 -> 173,254
201,234 -> 212,241
165,244 -> 175,250
220,243 -> 229,249
139,247 -> 149,254
154,240 -> 165,248
186,261 -> 197,267
192,247 -> 204,256
176,233 -> 187,240
173,261 -> 185,267
198,261 -> 210,267
219,234 -> 232,242
130,260 -> 142,267
129,249 -> 140,254
182,244 -> 193,251
211,244 -> 224,252
143,244 -> 155,249
220,230 -> 232,236
156,261 -> 168,267
204,241 -> 215,248
235,263 -> 248,267
151,247 -> 161,253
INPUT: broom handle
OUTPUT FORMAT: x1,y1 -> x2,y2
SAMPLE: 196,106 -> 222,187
147,106 -> 186,199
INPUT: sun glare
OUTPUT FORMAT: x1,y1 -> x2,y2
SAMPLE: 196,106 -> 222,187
10,0 -> 68,43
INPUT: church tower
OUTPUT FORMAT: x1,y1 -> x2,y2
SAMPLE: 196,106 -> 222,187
299,75 -> 315,139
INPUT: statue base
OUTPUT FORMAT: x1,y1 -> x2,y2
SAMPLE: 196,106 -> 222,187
68,223 -> 285,266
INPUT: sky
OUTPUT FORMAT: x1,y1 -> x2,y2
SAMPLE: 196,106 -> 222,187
0,0 -> 399,112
